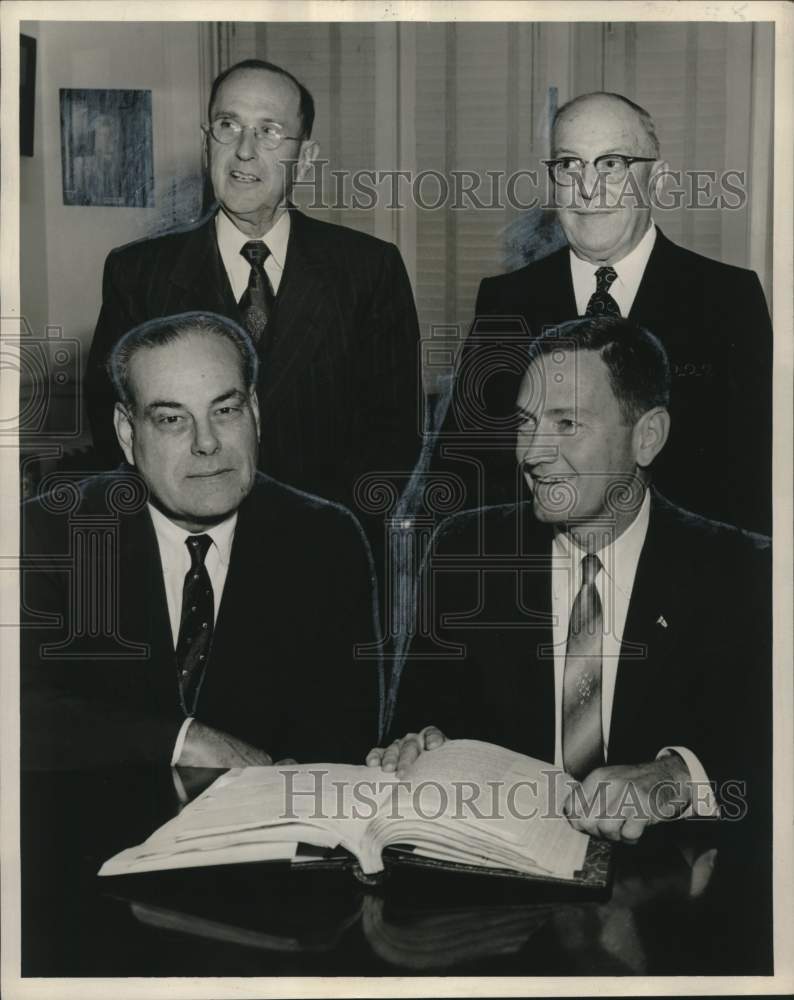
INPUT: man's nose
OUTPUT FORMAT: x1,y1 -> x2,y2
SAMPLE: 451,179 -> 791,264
235,125 -> 257,160
517,429 -> 557,467
191,419 -> 221,456
571,162 -> 603,205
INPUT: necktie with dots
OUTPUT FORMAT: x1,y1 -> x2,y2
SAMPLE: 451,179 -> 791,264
175,534 -> 214,715
585,266 -> 621,317
562,552 -> 605,781
239,240 -> 276,343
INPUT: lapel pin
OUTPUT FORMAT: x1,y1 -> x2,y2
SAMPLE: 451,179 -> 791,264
656,615 -> 668,629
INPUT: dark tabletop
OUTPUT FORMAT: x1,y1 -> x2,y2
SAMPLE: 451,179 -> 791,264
21,766 -> 772,978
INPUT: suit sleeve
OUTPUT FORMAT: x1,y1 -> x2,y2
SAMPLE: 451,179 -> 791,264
85,252 -> 130,468
388,519 -> 481,742
653,534 -> 772,824
280,507 -> 384,764
20,505 -> 184,770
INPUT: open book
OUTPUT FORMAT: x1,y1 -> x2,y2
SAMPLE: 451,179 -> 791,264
100,740 -> 597,884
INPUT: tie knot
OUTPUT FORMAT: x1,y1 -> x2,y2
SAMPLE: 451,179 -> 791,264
185,534 -> 212,569
581,552 -> 602,585
595,266 -> 617,291
241,240 -> 271,268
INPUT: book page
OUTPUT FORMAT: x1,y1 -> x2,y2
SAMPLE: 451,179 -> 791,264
99,763 -> 401,876
364,740 -> 588,878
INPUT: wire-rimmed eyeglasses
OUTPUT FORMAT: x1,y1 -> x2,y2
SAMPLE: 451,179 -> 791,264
204,117 -> 303,150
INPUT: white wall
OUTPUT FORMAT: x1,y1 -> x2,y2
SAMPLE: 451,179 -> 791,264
20,21 -> 204,357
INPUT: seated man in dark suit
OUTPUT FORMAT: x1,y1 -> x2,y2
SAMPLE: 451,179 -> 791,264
22,312 -> 382,770
375,317 -> 771,844
439,91 -> 772,534
86,58 -> 421,519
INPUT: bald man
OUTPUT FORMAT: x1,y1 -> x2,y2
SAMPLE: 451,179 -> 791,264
438,92 -> 772,534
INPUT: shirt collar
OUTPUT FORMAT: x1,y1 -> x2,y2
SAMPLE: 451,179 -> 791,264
215,208 -> 291,270
551,489 -> 651,599
147,502 -> 238,568
569,221 -> 656,290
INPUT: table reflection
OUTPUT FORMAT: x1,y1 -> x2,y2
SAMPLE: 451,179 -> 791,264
21,766 -> 769,977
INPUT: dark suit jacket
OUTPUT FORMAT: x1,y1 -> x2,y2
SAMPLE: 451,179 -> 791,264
437,230 -> 772,533
86,207 -> 421,515
393,491 -> 771,817
21,471 -> 383,770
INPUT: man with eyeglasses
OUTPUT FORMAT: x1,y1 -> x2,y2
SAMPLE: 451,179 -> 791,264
440,91 -> 772,534
86,59 -> 421,522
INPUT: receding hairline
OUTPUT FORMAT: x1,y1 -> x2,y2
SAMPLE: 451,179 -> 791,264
123,328 -> 252,407
209,65 -> 302,117
552,92 -> 660,156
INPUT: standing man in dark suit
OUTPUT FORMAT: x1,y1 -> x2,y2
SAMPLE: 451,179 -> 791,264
375,318 -> 771,844
86,59 -> 421,517
24,313 -> 381,770
441,91 -> 772,534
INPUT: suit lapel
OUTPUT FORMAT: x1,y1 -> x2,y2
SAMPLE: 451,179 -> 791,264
629,228 -> 693,336
260,208 -> 338,408
531,247 -> 578,329
167,211 -> 241,319
608,492 -> 683,758
119,506 -> 179,707
198,481 -> 279,713
482,508 -> 556,761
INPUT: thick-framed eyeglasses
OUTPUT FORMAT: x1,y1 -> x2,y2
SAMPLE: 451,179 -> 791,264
543,154 -> 657,185
205,117 -> 303,150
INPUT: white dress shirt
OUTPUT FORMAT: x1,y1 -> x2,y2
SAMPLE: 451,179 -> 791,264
570,222 -> 657,316
148,504 -> 238,762
216,208 -> 290,301
549,490 -> 717,816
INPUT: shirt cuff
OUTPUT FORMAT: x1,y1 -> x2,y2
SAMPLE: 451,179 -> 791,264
657,745 -> 720,818
171,717 -> 194,766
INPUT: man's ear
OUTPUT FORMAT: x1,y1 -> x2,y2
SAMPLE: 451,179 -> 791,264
633,407 -> 670,469
295,138 -> 320,183
248,386 -> 261,442
113,403 -> 136,466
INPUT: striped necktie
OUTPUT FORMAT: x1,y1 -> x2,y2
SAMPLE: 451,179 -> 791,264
562,552 -> 605,781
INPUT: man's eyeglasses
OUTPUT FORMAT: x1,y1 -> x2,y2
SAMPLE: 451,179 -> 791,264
205,117 -> 303,150
543,154 -> 657,186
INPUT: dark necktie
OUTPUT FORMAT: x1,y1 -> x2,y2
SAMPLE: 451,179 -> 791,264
562,552 -> 605,781
175,534 -> 214,715
585,266 -> 621,317
239,240 -> 276,343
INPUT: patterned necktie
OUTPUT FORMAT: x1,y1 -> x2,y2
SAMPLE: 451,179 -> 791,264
585,266 -> 621,317
239,240 -> 276,343
562,552 -> 605,781
175,534 -> 214,715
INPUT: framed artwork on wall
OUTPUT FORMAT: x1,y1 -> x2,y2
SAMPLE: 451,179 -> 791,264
20,33 -> 36,156
59,88 -> 154,207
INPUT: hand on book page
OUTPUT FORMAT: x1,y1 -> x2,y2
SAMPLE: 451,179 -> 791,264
366,726 -> 446,775
101,745 -> 590,881
357,741 -> 589,878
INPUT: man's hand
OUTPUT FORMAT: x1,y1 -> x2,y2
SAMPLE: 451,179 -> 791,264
176,720 -> 273,768
562,755 -> 692,844
365,726 -> 446,776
